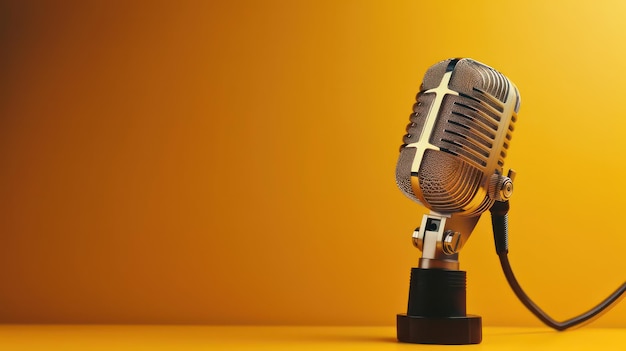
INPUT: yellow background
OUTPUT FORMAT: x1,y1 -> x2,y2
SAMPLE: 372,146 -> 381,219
1,0 -> 625,328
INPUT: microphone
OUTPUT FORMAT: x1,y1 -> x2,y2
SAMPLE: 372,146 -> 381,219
396,57 -> 519,217
395,58 -> 520,345
395,58 -> 626,344
396,58 -> 520,270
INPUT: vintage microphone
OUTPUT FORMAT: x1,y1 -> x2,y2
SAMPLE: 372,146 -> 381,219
395,58 -> 626,344
395,58 -> 517,344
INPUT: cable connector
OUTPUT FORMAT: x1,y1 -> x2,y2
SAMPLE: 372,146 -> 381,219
489,200 -> 509,255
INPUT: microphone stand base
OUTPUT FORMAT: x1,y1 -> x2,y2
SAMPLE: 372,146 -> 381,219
396,314 -> 482,344
396,267 -> 482,344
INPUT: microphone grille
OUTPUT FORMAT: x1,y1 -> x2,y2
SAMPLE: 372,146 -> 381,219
396,146 -> 418,201
396,58 -> 520,215
426,60 -> 519,171
418,150 -> 485,213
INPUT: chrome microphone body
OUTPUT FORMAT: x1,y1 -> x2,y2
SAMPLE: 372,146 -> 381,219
396,58 -> 520,270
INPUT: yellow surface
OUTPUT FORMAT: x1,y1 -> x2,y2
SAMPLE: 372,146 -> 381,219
1,0 -> 626,327
0,326 -> 625,350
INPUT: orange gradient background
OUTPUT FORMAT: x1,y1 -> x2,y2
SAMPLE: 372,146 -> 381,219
1,0 -> 626,327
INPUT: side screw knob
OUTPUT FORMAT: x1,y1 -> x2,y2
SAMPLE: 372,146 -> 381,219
442,230 -> 462,255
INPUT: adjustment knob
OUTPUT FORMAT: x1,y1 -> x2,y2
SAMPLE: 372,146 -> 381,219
442,230 -> 462,255
489,172 -> 514,202
412,227 -> 422,250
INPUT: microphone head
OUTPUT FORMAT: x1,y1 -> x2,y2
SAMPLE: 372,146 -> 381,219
396,58 -> 520,216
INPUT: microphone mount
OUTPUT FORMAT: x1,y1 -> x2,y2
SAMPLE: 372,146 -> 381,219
412,212 -> 459,270
397,170 -> 515,345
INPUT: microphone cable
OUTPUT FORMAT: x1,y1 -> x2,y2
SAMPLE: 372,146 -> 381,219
490,201 -> 626,331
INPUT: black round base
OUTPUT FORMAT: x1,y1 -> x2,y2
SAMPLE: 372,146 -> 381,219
397,313 -> 482,344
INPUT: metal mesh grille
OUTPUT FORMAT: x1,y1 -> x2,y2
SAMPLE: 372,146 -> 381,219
418,150 -> 482,212
395,58 -> 520,215
396,147 -> 419,202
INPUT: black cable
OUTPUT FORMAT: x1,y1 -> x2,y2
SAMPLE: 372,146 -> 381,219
498,252 -> 626,330
490,200 -> 626,331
